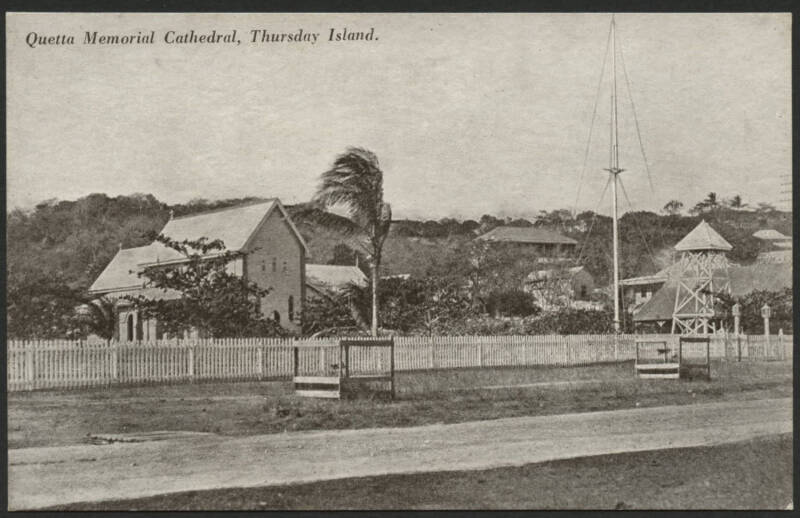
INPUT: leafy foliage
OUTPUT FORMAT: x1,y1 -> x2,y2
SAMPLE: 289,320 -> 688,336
484,289 -> 540,317
301,290 -> 361,336
124,235 -> 286,338
7,267 -> 84,339
714,288 -> 793,334
302,276 -> 476,335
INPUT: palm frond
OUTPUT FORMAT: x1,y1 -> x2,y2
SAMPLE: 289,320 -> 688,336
290,202 -> 360,235
313,147 -> 385,232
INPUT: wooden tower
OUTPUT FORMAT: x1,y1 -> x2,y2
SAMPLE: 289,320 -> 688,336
671,220 -> 732,335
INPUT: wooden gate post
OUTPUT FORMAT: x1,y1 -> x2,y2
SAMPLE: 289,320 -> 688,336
737,333 -> 742,362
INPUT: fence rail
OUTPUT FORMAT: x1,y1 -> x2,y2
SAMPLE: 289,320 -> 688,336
7,333 -> 793,392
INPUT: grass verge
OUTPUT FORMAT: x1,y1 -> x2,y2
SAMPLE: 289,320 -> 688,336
8,360 -> 791,449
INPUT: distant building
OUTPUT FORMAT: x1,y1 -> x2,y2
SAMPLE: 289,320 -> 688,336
475,226 -> 577,258
89,199 -> 309,340
620,263 -> 678,314
626,222 -> 792,333
525,265 -> 598,311
752,229 -> 790,241
306,264 -> 368,298
753,228 -> 792,264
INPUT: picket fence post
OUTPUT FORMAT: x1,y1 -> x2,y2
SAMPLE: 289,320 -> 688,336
187,344 -> 195,382
111,341 -> 118,383
257,344 -> 264,379
25,342 -> 35,391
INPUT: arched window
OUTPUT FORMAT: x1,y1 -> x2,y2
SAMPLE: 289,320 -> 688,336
288,296 -> 294,321
271,257 -> 277,272
272,310 -> 281,324
135,313 -> 143,342
126,314 -> 134,342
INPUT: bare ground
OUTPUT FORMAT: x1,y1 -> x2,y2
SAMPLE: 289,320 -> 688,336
8,397 -> 792,510
47,433 -> 793,510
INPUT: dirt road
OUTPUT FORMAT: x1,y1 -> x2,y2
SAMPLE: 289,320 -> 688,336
8,397 -> 791,510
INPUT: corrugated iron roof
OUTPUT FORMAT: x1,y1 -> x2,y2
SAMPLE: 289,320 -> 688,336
674,220 -> 732,252
163,200 -> 277,252
306,264 -> 368,290
621,262 -> 681,286
89,246 -> 154,293
90,199 -> 309,293
752,229 -> 790,241
476,226 -> 577,245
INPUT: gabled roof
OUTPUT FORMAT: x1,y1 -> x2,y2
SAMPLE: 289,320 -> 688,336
306,264 -> 367,291
674,220 -> 732,252
752,229 -> 790,241
633,262 -> 791,322
90,198 -> 309,293
89,246 -> 155,293
476,226 -> 577,245
157,199 -> 308,258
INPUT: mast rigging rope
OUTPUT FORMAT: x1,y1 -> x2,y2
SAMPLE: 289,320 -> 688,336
572,20 -> 613,217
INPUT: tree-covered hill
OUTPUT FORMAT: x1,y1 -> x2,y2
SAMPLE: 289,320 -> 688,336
6,192 -> 790,338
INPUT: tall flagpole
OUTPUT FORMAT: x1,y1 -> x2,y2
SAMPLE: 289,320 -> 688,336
605,14 -> 623,334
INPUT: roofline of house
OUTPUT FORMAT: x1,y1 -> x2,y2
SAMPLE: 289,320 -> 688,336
88,285 -> 143,295
170,198 -> 277,221
620,276 -> 668,286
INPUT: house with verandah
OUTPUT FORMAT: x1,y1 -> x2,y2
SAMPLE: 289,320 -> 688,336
88,199 -> 309,340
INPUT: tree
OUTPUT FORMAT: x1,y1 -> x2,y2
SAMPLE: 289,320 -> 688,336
312,147 -> 392,336
7,267 -> 83,339
712,288 -> 792,334
74,296 -> 117,339
485,289 -> 540,317
755,202 -> 777,214
124,235 -> 286,338
691,192 -> 719,215
662,199 -> 684,215
726,194 -> 747,210
535,209 -> 574,229
328,243 -> 369,276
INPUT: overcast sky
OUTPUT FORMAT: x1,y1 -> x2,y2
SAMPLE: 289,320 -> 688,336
6,13 -> 791,219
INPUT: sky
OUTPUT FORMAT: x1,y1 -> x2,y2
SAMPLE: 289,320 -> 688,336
6,13 -> 791,220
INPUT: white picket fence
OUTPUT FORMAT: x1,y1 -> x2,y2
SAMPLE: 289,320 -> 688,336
7,333 -> 792,392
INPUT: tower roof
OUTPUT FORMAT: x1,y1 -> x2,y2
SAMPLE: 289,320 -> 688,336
674,220 -> 732,252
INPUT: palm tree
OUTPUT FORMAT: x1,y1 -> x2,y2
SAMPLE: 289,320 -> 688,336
726,194 -> 747,210
312,148 -> 392,336
662,199 -> 684,215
